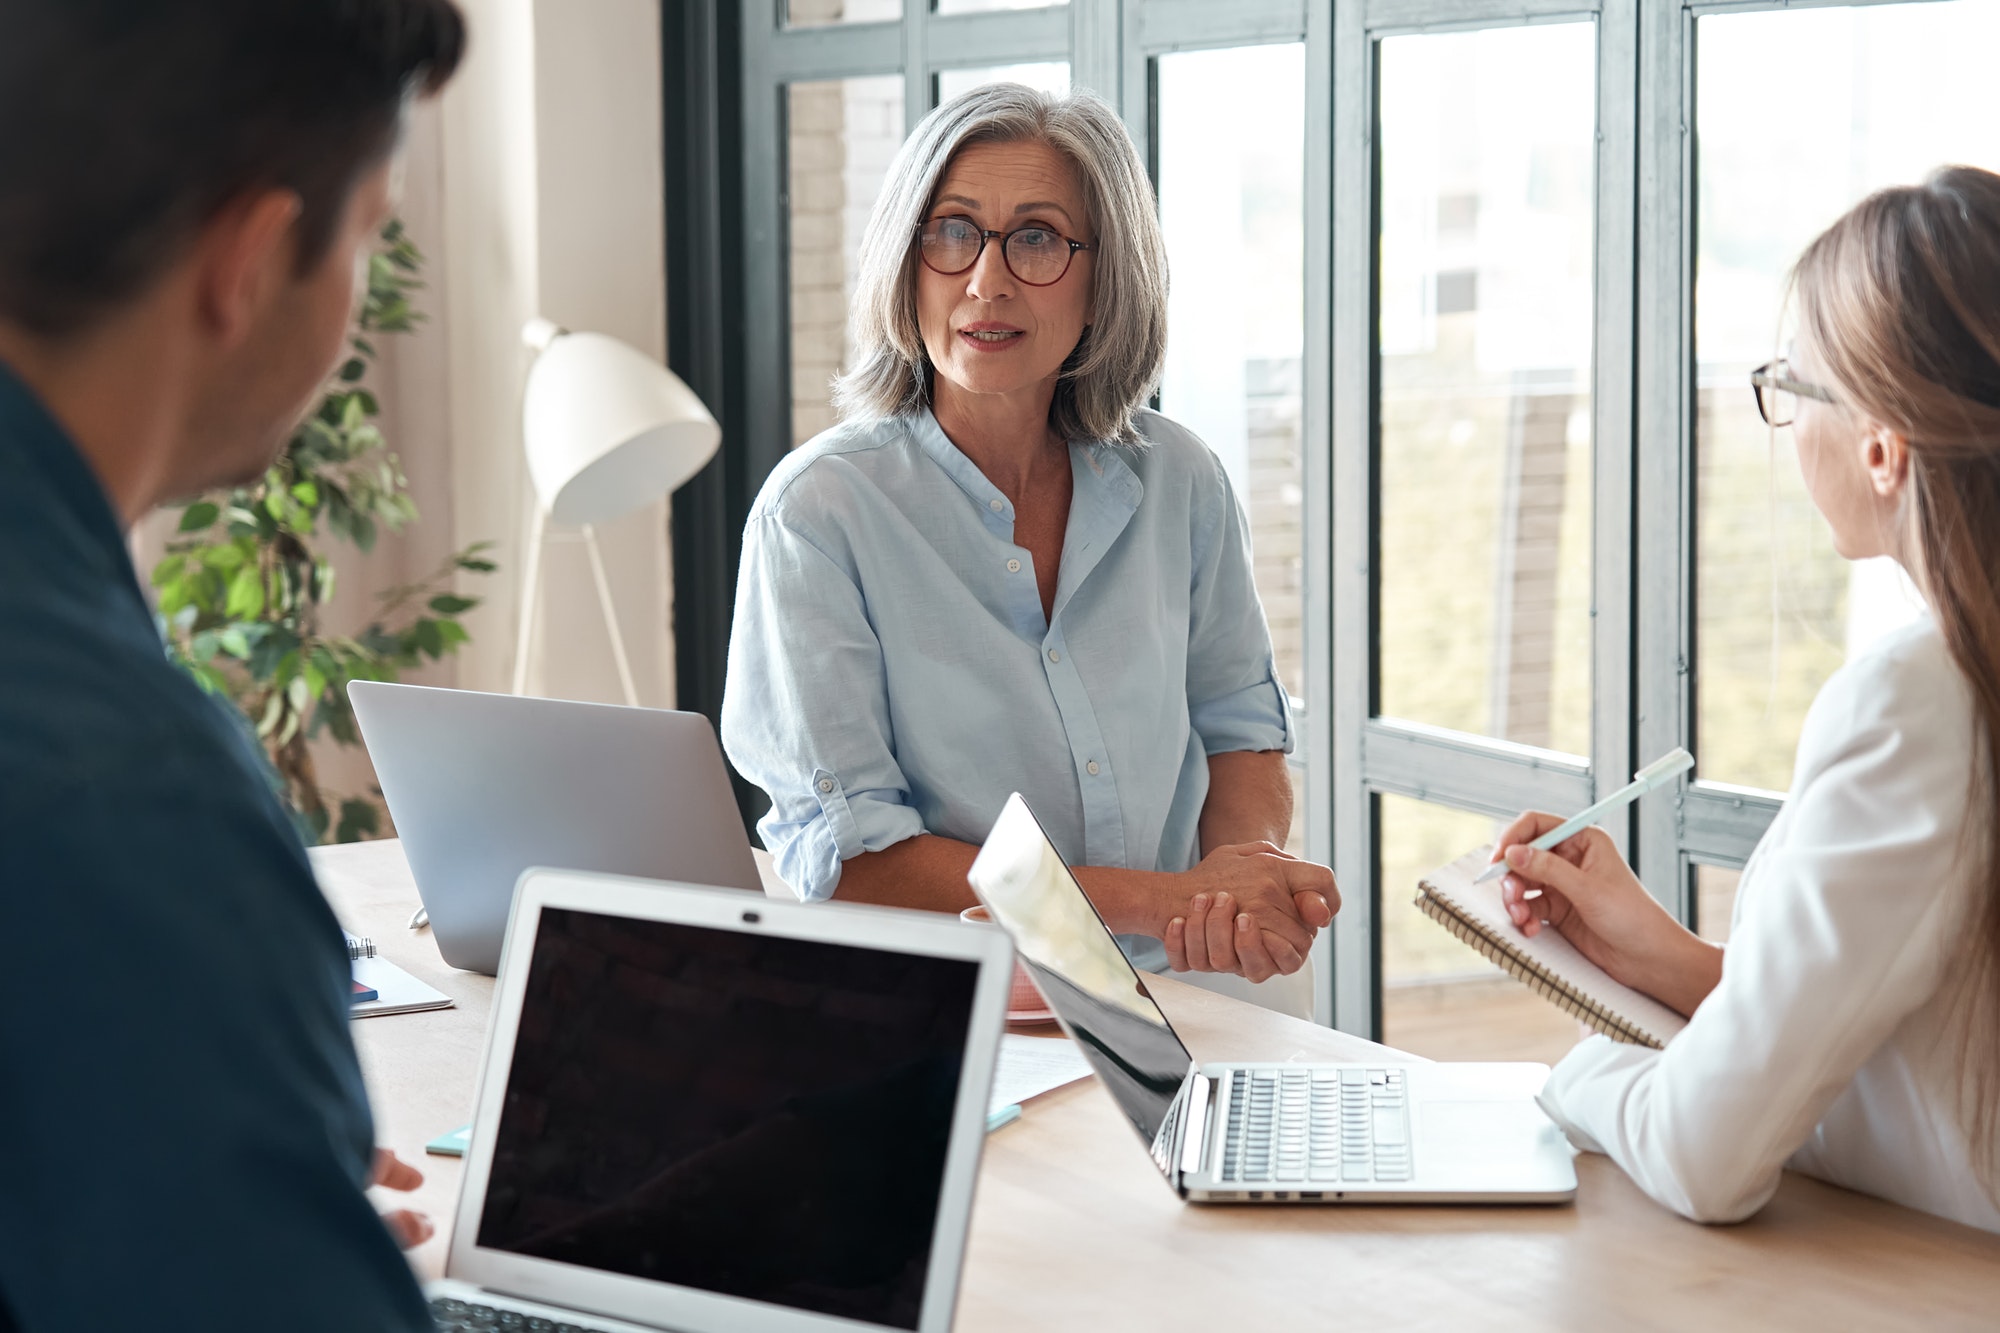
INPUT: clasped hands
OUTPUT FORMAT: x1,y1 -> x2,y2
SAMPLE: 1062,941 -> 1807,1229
1163,841 -> 1338,983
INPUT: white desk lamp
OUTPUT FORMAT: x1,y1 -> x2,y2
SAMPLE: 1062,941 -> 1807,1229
515,317 -> 721,704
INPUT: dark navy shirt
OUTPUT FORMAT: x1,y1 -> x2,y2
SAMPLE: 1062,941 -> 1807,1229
0,362 -> 432,1330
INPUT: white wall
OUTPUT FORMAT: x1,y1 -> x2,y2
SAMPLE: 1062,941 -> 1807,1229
435,0 -> 674,708
310,0 -> 675,805
129,1 -> 675,823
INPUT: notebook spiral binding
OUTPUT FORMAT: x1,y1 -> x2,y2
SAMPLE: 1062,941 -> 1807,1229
1413,890 -> 1666,1050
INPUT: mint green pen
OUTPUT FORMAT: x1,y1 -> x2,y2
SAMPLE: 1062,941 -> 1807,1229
986,1103 -> 1023,1133
1473,747 -> 1695,885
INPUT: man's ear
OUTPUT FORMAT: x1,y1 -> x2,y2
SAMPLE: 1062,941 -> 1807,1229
193,189 -> 303,347
1863,419 -> 1911,499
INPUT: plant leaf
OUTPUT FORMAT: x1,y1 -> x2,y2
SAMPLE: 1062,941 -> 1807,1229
225,566 -> 265,619
178,501 -> 220,532
257,690 -> 285,737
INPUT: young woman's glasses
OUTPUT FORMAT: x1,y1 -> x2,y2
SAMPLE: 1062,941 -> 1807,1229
1749,359 -> 1839,427
915,215 -> 1094,287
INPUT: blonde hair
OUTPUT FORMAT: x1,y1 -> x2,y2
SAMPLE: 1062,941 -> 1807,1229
831,82 -> 1168,446
1793,165 -> 2000,1195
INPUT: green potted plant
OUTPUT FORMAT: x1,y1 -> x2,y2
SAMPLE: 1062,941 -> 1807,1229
151,220 -> 493,844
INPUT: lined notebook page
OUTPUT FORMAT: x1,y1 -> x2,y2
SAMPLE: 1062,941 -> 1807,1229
1416,849 -> 1688,1048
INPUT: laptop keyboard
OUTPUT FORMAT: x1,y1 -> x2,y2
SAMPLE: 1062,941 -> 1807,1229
430,1296 -> 623,1332
1218,1067 -> 1411,1185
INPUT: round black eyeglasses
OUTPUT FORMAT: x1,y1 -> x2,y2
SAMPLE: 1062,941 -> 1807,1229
915,215 -> 1094,287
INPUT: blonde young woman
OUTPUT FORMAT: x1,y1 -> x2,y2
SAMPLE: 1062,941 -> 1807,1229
1448,168 -> 2000,1229
722,84 -> 1336,985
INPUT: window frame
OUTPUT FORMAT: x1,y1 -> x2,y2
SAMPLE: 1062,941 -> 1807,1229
669,0 -> 1935,1040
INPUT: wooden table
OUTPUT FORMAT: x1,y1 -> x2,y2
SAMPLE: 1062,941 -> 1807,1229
313,840 -> 2000,1331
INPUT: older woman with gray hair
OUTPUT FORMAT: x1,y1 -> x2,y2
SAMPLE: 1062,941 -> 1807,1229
722,84 -> 1336,982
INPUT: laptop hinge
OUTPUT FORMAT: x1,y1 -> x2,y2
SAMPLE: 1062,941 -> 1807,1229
1178,1071 -> 1212,1182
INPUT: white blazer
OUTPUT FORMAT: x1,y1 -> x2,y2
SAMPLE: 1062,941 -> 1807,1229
1538,615 -> 2000,1232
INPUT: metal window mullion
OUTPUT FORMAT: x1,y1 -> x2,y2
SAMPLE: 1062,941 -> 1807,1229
1591,0 -> 1638,851
902,4 -> 929,130
1681,783 -> 1782,865
1138,0 -> 1310,52
739,10 -> 792,511
767,22 -> 904,80
926,8 -> 1071,71
1687,0 -> 1919,16
1328,0 -> 1376,1039
1362,0 -> 1599,37
1119,3 -> 1150,164
1633,0 -> 1692,911
1302,0 -> 1336,1025
1362,721 -> 1594,819
1071,0 -> 1122,102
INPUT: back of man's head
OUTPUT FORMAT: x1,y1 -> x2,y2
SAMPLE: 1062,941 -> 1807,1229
0,0 -> 466,340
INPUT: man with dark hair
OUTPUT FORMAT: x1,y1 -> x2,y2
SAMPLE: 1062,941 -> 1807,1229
0,1 -> 466,1326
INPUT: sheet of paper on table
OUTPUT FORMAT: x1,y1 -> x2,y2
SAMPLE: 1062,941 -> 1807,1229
990,1033 -> 1093,1114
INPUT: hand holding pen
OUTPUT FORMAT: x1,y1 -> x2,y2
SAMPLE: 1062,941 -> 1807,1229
1484,749 -> 1723,1018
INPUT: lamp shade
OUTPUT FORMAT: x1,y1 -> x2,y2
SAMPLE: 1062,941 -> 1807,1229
520,320 -> 721,526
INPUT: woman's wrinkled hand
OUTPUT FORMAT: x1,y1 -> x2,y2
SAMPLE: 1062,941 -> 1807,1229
1163,842 -> 1337,982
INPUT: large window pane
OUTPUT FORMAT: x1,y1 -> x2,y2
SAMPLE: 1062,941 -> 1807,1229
1376,793 -> 1583,1065
1376,24 -> 1597,755
785,0 -> 899,28
1694,1 -> 2000,792
935,61 -> 1069,106
1157,44 -> 1307,701
788,76 -> 906,447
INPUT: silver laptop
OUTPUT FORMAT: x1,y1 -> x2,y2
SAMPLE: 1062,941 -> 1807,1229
968,793 -> 1577,1205
349,681 -> 763,974
431,866 -> 1014,1332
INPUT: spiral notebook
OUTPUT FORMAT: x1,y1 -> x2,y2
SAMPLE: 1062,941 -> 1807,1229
346,935 -> 454,1019
1415,848 -> 1688,1049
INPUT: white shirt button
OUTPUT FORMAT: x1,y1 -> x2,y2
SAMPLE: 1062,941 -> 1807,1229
817,777 -> 834,793
1086,760 -> 1101,776
1006,558 -> 1022,573
1048,649 -> 1061,663
989,498 -> 1004,512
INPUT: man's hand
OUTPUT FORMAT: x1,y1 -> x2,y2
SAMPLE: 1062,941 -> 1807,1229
369,1148 -> 433,1249
1162,842 -> 1337,982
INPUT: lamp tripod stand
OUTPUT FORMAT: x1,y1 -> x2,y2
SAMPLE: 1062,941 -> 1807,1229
509,505 -> 640,707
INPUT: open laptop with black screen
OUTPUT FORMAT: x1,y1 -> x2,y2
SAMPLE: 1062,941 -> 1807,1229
968,793 -> 1576,1205
430,867 -> 1013,1333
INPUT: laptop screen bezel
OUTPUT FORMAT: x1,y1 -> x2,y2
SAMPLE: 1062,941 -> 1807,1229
967,794 -> 1202,1192
446,867 -> 1015,1333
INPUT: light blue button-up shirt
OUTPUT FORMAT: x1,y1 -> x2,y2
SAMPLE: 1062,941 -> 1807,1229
721,407 -> 1292,970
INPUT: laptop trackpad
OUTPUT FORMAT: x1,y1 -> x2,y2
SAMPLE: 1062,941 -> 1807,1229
1419,1098 -> 1569,1186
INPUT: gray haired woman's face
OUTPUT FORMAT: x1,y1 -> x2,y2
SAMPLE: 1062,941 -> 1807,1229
915,139 -> 1095,423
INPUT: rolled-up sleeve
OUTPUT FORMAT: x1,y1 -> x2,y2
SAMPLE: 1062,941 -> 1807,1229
1184,453 -> 1293,757
722,514 -> 927,901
